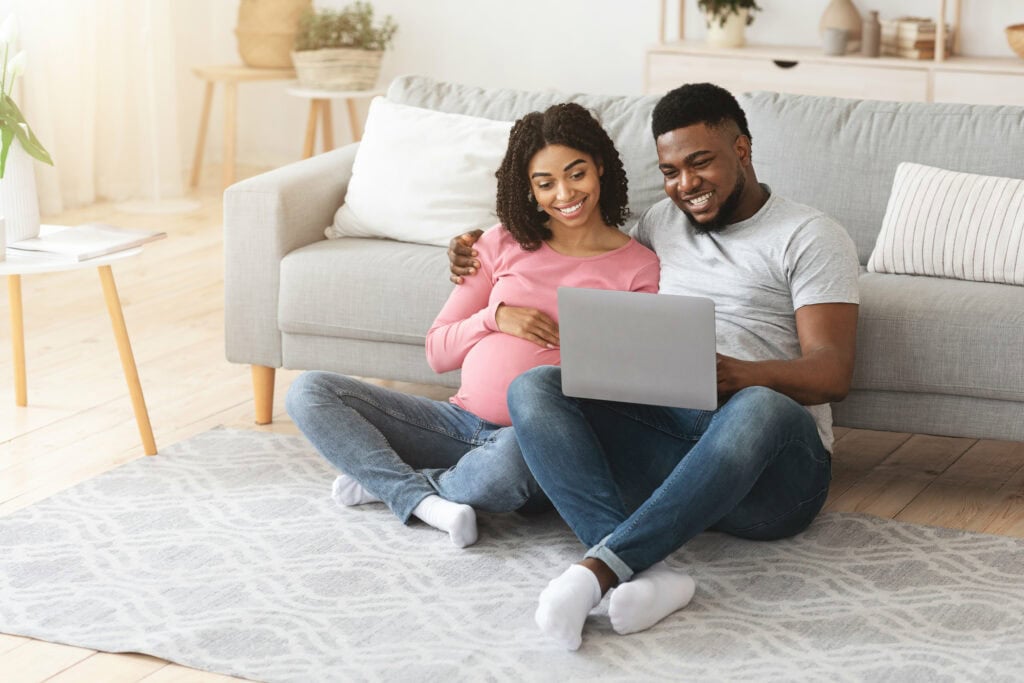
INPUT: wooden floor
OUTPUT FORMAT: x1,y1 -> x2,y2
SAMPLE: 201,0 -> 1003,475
1,168 -> 1023,682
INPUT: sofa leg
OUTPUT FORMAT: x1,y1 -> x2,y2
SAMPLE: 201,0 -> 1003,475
252,365 -> 276,425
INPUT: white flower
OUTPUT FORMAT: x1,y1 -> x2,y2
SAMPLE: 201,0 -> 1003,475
0,15 -> 17,45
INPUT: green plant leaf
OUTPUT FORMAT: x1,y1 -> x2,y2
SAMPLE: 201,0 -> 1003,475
293,1 -> 396,51
697,0 -> 761,26
0,93 -> 52,167
0,126 -> 13,178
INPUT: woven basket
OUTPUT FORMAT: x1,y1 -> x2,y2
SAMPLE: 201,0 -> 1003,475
1008,24 -> 1024,59
235,29 -> 297,69
291,48 -> 383,91
235,0 -> 311,69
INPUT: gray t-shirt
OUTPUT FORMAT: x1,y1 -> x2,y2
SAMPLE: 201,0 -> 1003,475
632,187 -> 860,452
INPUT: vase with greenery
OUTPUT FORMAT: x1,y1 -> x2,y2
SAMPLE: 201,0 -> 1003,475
698,0 -> 761,48
291,2 -> 397,90
0,15 -> 53,246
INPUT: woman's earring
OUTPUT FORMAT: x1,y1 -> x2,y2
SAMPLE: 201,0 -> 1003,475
528,191 -> 541,212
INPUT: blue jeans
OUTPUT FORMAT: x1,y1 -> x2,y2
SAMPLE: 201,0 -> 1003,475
286,371 -> 549,523
507,366 -> 831,583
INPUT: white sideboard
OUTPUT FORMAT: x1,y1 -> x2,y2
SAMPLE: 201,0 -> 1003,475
645,42 -> 1024,106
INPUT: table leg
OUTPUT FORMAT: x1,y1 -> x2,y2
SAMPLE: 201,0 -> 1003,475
321,100 -> 335,152
8,274 -> 26,406
223,81 -> 237,190
98,266 -> 157,456
303,100 -> 320,159
346,98 -> 363,142
190,80 -> 214,188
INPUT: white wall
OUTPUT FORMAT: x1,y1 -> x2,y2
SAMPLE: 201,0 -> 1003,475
175,0 -> 1023,170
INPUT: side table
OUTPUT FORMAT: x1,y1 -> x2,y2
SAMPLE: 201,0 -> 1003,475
3,231 -> 158,456
190,65 -> 296,191
285,86 -> 384,158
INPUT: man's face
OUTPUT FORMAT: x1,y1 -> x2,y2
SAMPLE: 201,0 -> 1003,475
655,122 -> 750,233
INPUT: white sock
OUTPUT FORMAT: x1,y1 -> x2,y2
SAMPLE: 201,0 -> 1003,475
608,561 -> 695,635
331,475 -> 381,507
412,495 -> 477,548
535,564 -> 602,651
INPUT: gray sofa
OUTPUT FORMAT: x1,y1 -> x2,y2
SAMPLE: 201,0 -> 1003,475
224,75 -> 1024,442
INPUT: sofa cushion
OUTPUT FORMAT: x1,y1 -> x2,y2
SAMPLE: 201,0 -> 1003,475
854,271 -> 1024,402
279,238 -> 452,345
741,92 -> 1024,264
328,98 -> 512,247
867,162 -> 1024,285
386,75 -> 665,229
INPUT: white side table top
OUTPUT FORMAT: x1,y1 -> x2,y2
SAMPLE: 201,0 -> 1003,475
1,225 -> 143,275
285,84 -> 386,100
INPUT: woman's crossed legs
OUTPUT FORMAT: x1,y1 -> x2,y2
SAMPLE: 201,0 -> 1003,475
287,371 -> 548,547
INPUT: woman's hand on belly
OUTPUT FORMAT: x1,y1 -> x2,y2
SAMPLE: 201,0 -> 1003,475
495,304 -> 560,348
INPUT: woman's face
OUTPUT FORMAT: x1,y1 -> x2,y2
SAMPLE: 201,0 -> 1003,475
527,144 -> 604,232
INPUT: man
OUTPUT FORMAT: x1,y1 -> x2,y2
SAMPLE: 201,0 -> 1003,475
448,83 -> 860,650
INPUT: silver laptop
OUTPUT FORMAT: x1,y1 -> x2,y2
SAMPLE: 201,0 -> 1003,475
557,287 -> 718,410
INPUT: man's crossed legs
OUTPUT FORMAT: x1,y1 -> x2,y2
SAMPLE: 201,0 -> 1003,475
509,366 -> 831,649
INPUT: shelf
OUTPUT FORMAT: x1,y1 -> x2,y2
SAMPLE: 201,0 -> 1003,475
647,41 -> 1024,75
649,4 -> 1024,105
659,0 -> 969,62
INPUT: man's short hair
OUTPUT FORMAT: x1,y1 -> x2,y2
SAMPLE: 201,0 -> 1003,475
651,83 -> 753,143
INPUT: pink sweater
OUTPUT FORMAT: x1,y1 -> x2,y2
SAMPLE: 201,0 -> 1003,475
426,226 -> 660,426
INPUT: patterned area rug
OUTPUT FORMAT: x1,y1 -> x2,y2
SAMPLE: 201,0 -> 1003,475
1,428 -> 1023,682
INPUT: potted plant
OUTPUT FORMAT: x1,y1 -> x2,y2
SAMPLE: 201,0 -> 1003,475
291,2 -> 397,91
0,15 -> 53,248
698,0 -> 761,48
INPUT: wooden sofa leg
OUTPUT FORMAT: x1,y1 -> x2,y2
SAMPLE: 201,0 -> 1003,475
252,365 -> 276,425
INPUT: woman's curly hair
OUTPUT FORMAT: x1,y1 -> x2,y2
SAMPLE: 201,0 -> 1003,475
495,102 -> 629,251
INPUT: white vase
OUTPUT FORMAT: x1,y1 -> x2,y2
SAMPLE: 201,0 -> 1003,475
820,0 -> 863,53
705,8 -> 748,48
0,140 -> 42,245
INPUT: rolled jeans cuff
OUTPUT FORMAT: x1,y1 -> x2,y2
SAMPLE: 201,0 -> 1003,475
584,536 -> 634,583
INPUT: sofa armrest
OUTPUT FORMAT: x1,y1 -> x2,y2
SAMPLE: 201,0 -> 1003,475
224,143 -> 359,367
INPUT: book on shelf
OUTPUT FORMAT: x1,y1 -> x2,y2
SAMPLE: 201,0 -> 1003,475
882,37 -> 937,50
7,223 -> 166,261
879,15 -> 953,60
881,46 -> 936,60
880,16 -> 952,57
880,16 -> 948,35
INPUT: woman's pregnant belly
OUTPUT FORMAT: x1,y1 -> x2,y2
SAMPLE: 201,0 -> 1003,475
451,332 -> 561,426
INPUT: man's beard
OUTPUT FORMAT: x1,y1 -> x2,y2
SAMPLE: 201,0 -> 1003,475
685,172 -> 746,235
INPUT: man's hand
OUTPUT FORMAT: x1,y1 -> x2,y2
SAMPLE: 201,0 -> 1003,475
716,353 -> 756,401
495,305 -> 560,348
448,230 -> 484,284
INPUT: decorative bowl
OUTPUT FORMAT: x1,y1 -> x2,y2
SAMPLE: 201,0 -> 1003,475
1008,24 -> 1024,59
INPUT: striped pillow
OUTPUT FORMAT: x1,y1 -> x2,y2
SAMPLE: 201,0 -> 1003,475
867,163 -> 1024,285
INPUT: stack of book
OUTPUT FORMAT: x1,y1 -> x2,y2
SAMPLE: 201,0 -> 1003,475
880,16 -> 952,60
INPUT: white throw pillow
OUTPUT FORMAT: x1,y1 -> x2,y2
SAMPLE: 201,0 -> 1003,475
867,162 -> 1024,285
327,97 -> 513,247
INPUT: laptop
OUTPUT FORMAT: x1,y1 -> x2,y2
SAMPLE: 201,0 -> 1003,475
557,287 -> 718,410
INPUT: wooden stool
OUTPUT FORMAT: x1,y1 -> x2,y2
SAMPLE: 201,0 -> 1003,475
285,86 -> 384,158
190,65 -> 296,190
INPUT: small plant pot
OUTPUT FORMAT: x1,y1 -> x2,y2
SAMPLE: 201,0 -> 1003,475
291,48 -> 384,91
705,9 -> 748,48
